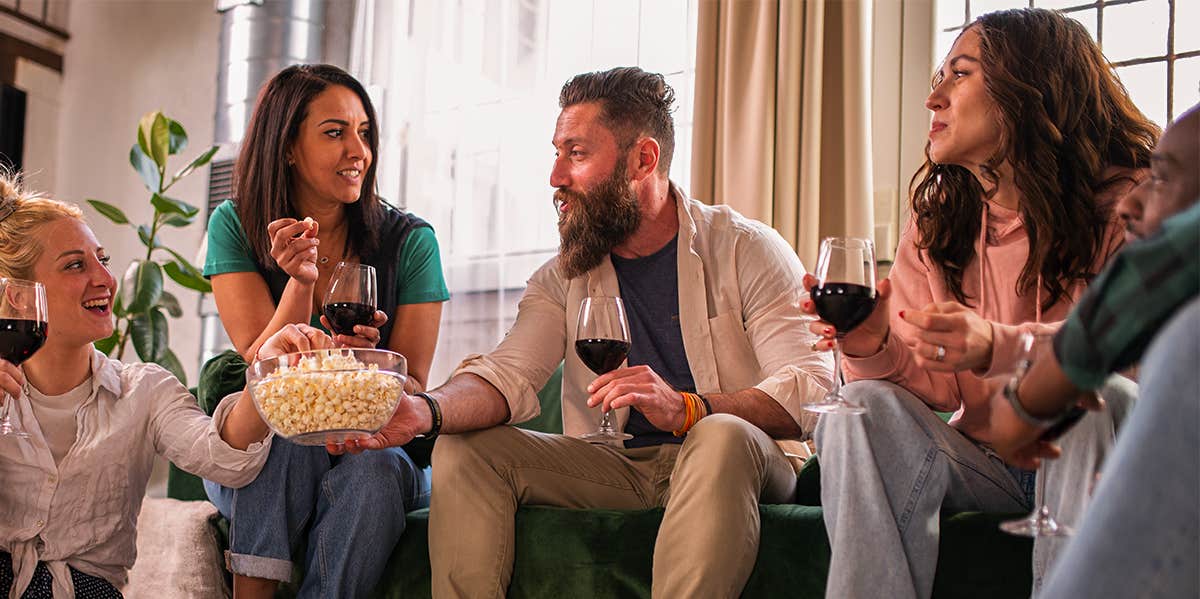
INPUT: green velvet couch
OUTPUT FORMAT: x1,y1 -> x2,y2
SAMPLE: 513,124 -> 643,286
169,355 -> 1032,598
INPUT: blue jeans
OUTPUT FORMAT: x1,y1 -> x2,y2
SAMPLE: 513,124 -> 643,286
1039,297 -> 1200,599
205,439 -> 430,599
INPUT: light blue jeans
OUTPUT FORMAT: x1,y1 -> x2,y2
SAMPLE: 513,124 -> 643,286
1039,297 -> 1200,599
814,380 -> 1029,599
205,439 -> 430,599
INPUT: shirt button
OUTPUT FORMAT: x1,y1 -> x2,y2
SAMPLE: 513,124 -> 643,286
47,475 -> 56,482
35,519 -> 44,527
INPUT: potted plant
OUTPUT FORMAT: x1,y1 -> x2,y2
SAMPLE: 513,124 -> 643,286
88,111 -> 217,385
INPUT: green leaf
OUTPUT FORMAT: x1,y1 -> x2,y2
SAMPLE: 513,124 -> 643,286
161,213 -> 193,228
173,145 -> 219,182
156,348 -> 187,386
137,224 -> 160,249
163,260 -> 212,293
121,260 -> 164,313
167,119 -> 188,155
157,290 -> 183,318
130,144 -> 161,191
130,308 -> 168,362
112,291 -> 125,318
86,199 -> 130,225
93,329 -> 120,355
137,112 -> 157,159
151,193 -> 199,219
149,113 -> 171,170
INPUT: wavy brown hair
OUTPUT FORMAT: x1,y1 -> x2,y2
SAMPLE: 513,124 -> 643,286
909,8 -> 1158,310
234,64 -> 383,270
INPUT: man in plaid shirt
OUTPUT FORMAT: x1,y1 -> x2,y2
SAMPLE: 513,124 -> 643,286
986,102 -> 1199,599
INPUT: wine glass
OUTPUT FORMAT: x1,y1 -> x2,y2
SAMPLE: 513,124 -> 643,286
803,237 -> 878,415
0,278 -> 49,438
1000,332 -> 1073,538
576,296 -> 633,443
322,262 -> 378,338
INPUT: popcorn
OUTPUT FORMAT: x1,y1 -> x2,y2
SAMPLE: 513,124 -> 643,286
251,350 -> 404,437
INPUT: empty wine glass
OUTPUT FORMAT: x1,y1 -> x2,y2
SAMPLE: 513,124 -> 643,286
804,237 -> 877,415
0,278 -> 49,437
576,296 -> 633,443
322,262 -> 378,338
1000,332 -> 1072,538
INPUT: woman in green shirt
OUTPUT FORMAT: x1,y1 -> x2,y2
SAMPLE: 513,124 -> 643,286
203,64 -> 449,599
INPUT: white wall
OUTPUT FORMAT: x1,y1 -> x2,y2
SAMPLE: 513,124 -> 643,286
55,0 -> 219,385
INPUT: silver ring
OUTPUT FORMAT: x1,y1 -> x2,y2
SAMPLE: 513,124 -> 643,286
934,345 -> 946,362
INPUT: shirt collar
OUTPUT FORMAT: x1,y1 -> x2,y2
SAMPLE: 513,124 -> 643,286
89,348 -> 125,399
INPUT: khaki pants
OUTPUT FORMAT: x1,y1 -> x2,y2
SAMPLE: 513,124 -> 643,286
429,414 -> 798,598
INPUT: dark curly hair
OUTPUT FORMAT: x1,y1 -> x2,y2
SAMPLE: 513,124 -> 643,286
909,8 -> 1159,310
559,66 -> 677,174
233,64 -> 384,270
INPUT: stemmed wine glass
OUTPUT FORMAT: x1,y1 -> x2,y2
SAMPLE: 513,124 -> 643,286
0,278 -> 49,437
1000,332 -> 1074,538
803,237 -> 878,415
576,296 -> 633,443
322,262 -> 378,339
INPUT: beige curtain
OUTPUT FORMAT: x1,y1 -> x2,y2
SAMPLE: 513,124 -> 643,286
690,0 -> 874,268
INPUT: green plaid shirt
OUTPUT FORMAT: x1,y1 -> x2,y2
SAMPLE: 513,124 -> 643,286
1055,201 -> 1200,390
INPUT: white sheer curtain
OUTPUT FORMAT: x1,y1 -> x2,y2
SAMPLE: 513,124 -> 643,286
351,0 -> 699,384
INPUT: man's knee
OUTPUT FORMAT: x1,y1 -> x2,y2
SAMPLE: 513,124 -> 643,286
432,426 -> 526,485
682,414 -> 772,465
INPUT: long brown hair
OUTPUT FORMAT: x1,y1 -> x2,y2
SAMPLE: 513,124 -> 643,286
909,8 -> 1158,310
234,64 -> 383,270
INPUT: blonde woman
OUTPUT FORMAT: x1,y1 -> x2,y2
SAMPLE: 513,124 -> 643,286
0,174 -> 315,598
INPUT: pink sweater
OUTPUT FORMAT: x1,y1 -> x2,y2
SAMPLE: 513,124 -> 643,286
843,171 -> 1140,442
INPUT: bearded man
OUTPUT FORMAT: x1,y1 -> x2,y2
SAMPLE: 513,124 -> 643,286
333,67 -> 833,598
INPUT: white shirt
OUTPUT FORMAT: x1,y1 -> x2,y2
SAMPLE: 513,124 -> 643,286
0,349 -> 271,599
454,185 -> 833,437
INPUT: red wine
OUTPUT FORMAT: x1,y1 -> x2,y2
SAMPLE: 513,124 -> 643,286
575,338 -> 630,375
812,283 -> 877,337
0,319 -> 47,365
322,302 -> 376,336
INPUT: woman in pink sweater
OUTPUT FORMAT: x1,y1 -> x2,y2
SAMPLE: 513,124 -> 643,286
808,9 -> 1158,599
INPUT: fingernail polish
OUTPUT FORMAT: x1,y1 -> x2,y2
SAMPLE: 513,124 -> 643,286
824,327 -> 833,336
899,310 -> 906,318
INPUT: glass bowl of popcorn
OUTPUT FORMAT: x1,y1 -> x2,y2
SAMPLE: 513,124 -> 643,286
246,348 -> 407,446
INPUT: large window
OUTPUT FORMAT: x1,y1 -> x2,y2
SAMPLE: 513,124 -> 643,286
355,0 -> 698,383
936,0 -> 1199,126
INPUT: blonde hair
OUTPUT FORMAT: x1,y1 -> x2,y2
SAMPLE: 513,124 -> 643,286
0,172 -> 85,280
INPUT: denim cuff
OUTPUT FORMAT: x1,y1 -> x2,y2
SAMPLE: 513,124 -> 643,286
225,550 -> 294,582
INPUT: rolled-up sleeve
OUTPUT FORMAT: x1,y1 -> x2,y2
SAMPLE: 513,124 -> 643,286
453,259 -> 569,425
741,227 -> 834,433
143,366 -> 272,488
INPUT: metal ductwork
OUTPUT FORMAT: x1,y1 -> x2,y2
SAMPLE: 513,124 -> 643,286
214,0 -> 326,147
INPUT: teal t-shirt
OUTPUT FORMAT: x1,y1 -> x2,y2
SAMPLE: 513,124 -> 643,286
204,200 -> 450,329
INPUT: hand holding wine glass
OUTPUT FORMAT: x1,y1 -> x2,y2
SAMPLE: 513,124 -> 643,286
999,332 -> 1077,538
576,296 -> 633,442
321,262 -> 382,347
803,237 -> 878,415
0,278 -> 48,437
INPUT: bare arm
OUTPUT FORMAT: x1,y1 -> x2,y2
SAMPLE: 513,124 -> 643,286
381,301 -> 444,392
707,388 -> 803,438
211,271 -> 314,361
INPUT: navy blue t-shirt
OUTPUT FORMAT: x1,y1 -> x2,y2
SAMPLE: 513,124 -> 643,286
610,235 -> 696,448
